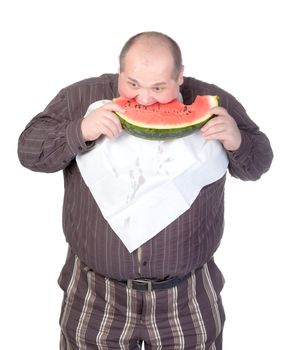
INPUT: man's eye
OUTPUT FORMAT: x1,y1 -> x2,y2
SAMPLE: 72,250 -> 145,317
129,82 -> 138,88
153,87 -> 163,92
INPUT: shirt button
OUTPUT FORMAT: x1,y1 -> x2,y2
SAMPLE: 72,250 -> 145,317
78,146 -> 83,151
142,261 -> 147,266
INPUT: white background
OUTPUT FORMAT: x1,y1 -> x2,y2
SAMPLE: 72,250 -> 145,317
1,0 -> 296,349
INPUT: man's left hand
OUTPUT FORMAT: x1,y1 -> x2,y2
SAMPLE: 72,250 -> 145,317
201,106 -> 242,151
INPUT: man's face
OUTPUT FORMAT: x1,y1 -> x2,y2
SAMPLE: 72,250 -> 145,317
118,44 -> 183,106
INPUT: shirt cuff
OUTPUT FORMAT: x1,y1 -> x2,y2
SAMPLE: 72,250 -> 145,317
66,118 -> 95,155
227,130 -> 252,164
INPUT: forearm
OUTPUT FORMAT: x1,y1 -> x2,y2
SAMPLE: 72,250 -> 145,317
220,92 -> 273,181
18,118 -> 93,173
18,89 -> 94,173
227,129 -> 273,181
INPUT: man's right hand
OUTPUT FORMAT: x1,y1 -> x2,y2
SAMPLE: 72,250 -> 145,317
81,102 -> 125,141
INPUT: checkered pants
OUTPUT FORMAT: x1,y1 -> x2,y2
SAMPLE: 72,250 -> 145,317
59,255 -> 225,349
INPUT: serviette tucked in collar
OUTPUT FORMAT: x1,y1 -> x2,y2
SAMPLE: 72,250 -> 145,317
76,100 -> 229,252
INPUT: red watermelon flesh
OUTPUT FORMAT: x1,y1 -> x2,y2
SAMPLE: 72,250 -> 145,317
113,95 -> 218,140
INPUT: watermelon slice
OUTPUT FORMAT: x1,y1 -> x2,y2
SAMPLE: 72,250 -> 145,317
113,95 -> 218,140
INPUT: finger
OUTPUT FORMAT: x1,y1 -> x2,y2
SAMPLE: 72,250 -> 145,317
202,130 -> 226,142
101,117 -> 122,137
201,116 -> 225,132
202,125 -> 226,137
102,102 -> 126,114
99,121 -> 121,138
209,106 -> 229,116
104,112 -> 123,130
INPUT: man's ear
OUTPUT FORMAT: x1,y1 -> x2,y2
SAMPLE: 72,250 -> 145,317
178,65 -> 184,85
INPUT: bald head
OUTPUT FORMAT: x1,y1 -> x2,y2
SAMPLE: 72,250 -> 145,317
119,31 -> 183,80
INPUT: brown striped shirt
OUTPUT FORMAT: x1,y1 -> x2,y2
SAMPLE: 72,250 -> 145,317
18,73 -> 273,281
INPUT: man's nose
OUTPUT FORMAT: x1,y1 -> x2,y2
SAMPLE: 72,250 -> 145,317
137,89 -> 153,105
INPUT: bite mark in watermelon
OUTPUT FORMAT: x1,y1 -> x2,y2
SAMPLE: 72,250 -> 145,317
113,95 -> 219,140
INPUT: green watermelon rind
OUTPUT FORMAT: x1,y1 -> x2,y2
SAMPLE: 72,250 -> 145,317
116,114 -> 214,140
113,95 -> 218,140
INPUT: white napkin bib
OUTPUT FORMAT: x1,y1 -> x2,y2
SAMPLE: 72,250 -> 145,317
76,100 -> 229,252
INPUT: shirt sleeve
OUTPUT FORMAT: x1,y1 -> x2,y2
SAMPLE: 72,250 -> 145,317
18,88 -> 95,173
226,95 -> 273,181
